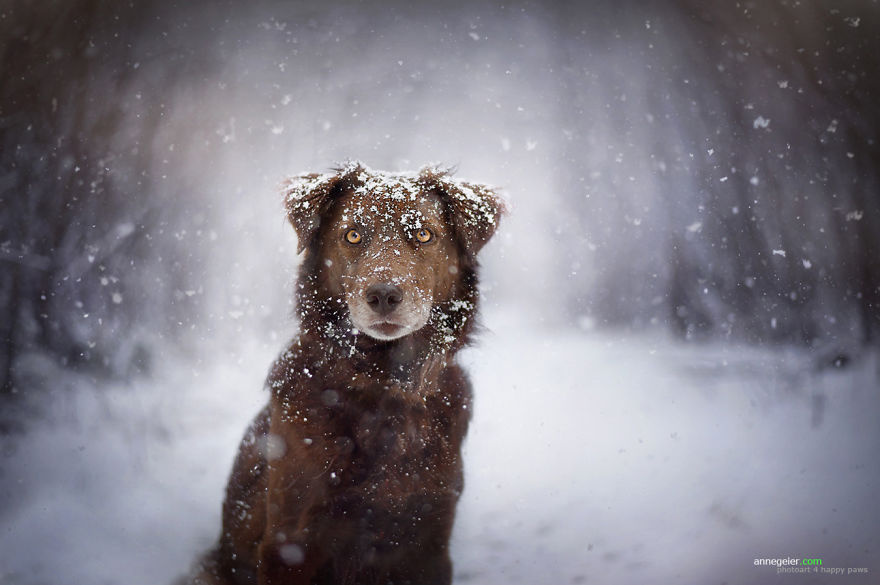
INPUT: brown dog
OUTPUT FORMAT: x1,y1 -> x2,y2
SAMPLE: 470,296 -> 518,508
185,162 -> 502,585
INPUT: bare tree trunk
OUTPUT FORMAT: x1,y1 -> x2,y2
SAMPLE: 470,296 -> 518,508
0,0 -> 211,415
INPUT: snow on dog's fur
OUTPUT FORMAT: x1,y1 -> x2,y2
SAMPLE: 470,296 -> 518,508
184,162 -> 503,585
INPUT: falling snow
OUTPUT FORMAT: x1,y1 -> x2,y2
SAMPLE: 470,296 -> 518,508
3,2 -> 879,585
752,116 -> 771,129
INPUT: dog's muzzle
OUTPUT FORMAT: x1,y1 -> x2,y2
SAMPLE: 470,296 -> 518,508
365,283 -> 403,316
349,281 -> 431,341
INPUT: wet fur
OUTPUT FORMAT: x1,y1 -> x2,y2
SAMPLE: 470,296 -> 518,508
184,163 -> 502,585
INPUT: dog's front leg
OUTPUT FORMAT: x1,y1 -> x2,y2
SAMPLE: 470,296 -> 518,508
390,552 -> 453,585
256,468 -> 327,585
257,531 -> 322,585
256,401 -> 332,585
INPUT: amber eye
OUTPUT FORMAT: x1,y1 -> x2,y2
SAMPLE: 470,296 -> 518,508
415,228 -> 433,243
345,229 -> 362,244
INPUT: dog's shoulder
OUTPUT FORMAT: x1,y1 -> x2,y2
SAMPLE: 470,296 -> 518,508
265,337 -> 311,398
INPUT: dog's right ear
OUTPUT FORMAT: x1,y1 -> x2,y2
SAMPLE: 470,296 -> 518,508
282,171 -> 346,254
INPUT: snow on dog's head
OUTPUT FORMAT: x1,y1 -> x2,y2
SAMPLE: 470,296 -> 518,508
283,162 -> 504,343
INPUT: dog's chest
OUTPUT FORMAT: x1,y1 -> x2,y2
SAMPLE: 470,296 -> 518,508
321,378 -> 454,506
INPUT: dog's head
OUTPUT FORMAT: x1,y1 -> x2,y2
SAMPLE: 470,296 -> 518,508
283,162 -> 503,342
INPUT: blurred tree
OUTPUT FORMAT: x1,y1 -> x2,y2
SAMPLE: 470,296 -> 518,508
2,0 -> 878,417
0,0 -> 211,405
664,0 -> 880,347
552,0 -> 880,348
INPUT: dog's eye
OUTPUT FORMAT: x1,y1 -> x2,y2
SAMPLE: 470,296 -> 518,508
345,229 -> 363,244
414,228 -> 433,244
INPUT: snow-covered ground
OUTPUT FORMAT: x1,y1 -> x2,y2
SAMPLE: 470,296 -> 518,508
1,308 -> 878,585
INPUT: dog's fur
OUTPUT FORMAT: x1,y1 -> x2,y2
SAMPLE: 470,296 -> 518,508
185,162 -> 502,585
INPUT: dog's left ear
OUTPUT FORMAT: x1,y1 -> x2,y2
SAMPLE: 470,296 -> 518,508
282,170 -> 348,254
423,170 -> 505,258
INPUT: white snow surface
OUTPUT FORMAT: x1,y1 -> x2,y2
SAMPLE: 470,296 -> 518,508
1,309 -> 878,585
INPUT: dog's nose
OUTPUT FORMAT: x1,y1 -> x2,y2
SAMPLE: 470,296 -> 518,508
365,283 -> 403,316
